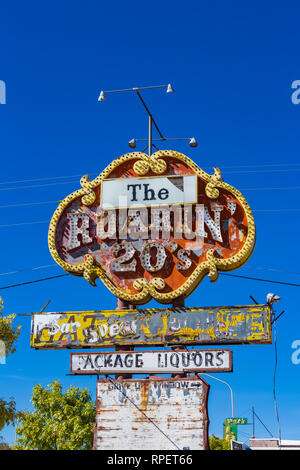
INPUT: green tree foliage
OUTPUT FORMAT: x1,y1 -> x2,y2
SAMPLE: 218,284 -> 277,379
13,380 -> 96,450
209,434 -> 231,450
0,297 -> 22,434
0,296 -> 21,356
0,398 -> 18,431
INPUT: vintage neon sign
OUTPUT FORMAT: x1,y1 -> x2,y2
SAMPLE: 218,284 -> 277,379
48,150 -> 255,304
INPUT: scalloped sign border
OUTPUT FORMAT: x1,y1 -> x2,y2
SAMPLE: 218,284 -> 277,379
48,150 -> 256,304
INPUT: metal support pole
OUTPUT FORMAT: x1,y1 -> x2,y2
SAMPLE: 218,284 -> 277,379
149,114 -> 152,156
200,373 -> 234,418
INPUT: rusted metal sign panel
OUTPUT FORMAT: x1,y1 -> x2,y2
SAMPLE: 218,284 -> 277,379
48,150 -> 256,305
94,376 -> 209,450
31,304 -> 271,349
70,349 -> 232,374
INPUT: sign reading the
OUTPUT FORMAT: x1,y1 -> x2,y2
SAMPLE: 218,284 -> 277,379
70,349 -> 232,374
48,150 -> 256,305
31,304 -> 271,349
101,174 -> 197,208
94,376 -> 209,450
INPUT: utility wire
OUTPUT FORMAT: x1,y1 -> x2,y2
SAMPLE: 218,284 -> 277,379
2,207 -> 300,228
0,274 -> 69,290
272,310 -> 282,445
1,165 -> 300,191
106,376 -> 181,450
1,262 -> 300,279
0,201 -> 58,209
0,264 -> 57,276
0,271 -> 300,291
0,173 -> 91,186
2,185 -> 300,210
219,273 -> 300,287
252,409 -> 274,438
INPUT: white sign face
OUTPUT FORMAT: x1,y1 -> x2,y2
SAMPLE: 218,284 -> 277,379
70,349 -> 232,374
101,174 -> 197,209
95,377 -> 209,450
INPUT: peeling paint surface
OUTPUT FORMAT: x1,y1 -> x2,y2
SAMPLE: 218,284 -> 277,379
30,304 -> 271,349
94,377 -> 209,450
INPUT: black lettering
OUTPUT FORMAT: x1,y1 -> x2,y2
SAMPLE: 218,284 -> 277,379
114,354 -> 124,368
94,354 -> 104,369
205,352 -> 214,367
143,184 -> 156,201
157,353 -> 163,367
193,352 -> 203,367
83,354 -> 94,369
215,351 -> 224,367
158,187 -> 169,200
170,353 -> 180,368
135,353 -> 143,368
124,354 -> 133,368
181,352 -> 190,367
127,184 -> 142,202
104,354 -> 113,367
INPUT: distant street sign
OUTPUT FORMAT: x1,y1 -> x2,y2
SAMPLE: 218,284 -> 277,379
223,417 -> 248,441
94,376 -> 209,450
70,349 -> 233,375
48,150 -> 256,305
31,304 -> 271,349
224,418 -> 248,425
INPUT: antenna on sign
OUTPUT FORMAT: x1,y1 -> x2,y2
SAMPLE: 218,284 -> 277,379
97,84 -> 197,156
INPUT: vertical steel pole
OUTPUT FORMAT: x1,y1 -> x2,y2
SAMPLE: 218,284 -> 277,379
149,114 -> 152,156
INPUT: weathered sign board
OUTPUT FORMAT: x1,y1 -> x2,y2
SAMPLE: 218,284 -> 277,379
31,304 -> 271,349
70,349 -> 232,375
94,376 -> 209,450
48,150 -> 256,305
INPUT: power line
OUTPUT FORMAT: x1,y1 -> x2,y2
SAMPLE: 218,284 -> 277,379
220,273 -> 300,287
0,201 -> 58,209
241,186 -> 300,191
0,220 -> 49,228
0,173 -> 89,186
0,162 -> 299,186
251,408 -> 274,439
2,186 -> 300,211
243,266 -> 300,276
0,180 -> 83,192
0,270 -> 300,291
0,264 -> 57,277
2,207 -> 300,228
272,313 -> 282,444
0,274 -> 69,290
1,261 -> 299,279
1,165 -> 300,192
222,168 -> 300,175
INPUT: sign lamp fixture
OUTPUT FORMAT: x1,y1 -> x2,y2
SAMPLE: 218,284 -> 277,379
97,83 -> 196,155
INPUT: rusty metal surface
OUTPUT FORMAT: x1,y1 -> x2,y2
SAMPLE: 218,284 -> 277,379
70,349 -> 233,374
94,376 -> 209,450
31,304 -> 271,349
48,151 -> 256,305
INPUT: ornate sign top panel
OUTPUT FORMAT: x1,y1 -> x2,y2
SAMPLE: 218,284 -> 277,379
48,150 -> 256,304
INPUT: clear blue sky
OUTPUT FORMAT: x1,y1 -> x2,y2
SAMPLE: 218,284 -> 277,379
1,0 -> 300,447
